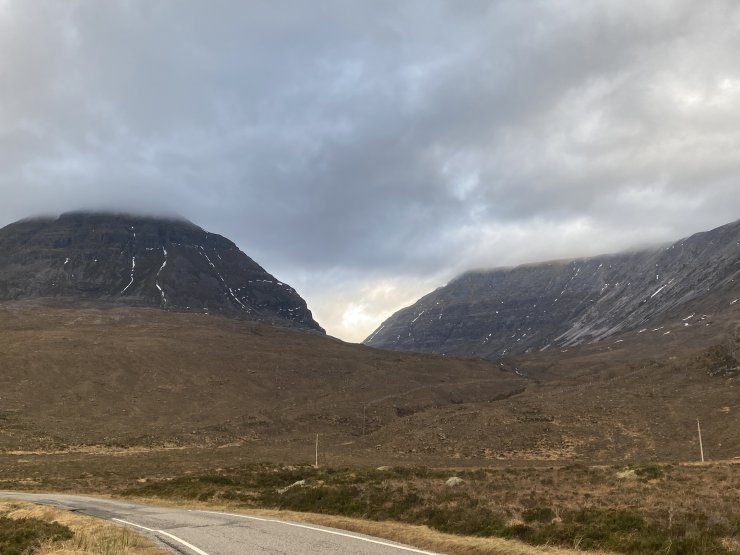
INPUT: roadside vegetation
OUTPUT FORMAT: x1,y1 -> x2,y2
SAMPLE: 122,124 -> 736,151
0,513 -> 71,555
123,462 -> 740,555
0,502 -> 166,555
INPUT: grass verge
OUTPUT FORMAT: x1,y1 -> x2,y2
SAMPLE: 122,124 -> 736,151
0,502 -> 167,554
0,513 -> 71,555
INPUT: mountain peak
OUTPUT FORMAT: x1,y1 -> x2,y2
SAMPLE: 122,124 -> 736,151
0,212 -> 324,333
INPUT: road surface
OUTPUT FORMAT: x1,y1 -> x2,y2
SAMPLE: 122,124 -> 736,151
0,492 -> 440,555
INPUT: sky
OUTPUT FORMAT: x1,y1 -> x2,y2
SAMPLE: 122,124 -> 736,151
1,1 -> 739,342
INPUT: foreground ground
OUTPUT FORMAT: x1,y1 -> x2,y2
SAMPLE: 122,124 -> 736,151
1,493 -> 448,555
0,453 -> 736,554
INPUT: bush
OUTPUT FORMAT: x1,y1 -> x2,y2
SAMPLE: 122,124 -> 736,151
422,505 -> 507,537
262,485 -> 367,517
522,506 -> 555,523
634,465 -> 664,481
0,516 -> 73,554
522,509 -> 733,555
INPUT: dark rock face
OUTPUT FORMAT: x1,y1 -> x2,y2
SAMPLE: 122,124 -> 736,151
0,212 -> 323,332
365,219 -> 740,358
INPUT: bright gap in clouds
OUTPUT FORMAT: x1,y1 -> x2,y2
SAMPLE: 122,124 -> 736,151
289,275 -> 443,344
289,214 -> 717,343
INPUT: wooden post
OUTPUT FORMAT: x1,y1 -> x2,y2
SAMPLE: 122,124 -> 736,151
697,419 -> 704,463
315,433 -> 319,468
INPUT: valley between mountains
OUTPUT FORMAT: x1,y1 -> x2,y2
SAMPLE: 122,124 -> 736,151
0,300 -> 736,464
0,213 -> 737,555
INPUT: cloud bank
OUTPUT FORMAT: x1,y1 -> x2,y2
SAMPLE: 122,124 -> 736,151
1,0 -> 738,341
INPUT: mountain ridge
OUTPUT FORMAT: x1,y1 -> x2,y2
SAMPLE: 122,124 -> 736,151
452,218 -> 739,281
365,218 -> 740,359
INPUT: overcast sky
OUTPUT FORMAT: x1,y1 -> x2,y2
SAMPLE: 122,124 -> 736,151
1,1 -> 739,341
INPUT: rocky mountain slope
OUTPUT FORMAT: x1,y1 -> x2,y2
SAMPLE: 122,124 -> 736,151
0,212 -> 322,332
365,219 -> 740,359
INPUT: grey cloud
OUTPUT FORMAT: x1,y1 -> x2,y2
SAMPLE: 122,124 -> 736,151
0,0 -> 738,340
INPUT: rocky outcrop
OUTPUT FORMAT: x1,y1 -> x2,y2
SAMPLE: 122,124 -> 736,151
0,212 -> 323,332
365,219 -> 739,358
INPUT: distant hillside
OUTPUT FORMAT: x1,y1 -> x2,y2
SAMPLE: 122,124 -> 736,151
0,303 -> 736,464
0,212 -> 322,332
0,303 -> 523,454
365,219 -> 740,359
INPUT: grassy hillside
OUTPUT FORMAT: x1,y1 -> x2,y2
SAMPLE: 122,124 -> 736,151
0,302 -> 523,453
0,300 -> 736,464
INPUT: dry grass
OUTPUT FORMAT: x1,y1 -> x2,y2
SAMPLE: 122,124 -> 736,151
0,303 -> 736,467
0,303 -> 525,459
0,502 -> 167,554
0,304 -> 736,465
243,509 -> 616,555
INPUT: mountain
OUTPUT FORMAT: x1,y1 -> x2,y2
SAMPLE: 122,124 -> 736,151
365,219 -> 740,359
0,212 -> 323,332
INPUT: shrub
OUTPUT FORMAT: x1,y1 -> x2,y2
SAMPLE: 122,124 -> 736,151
0,516 -> 73,554
522,506 -> 555,523
634,465 -> 663,481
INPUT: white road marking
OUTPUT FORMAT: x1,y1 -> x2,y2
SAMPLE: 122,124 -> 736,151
112,518 -> 210,555
196,510 -> 440,554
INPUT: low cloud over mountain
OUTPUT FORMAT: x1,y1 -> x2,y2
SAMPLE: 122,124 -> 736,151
1,1 -> 739,340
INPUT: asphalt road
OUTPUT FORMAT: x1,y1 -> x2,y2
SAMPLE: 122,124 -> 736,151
0,492 -> 440,555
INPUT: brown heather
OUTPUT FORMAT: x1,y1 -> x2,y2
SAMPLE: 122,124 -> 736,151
0,301 -> 736,554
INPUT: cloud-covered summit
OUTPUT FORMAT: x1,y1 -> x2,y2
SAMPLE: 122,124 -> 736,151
1,1 -> 738,340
